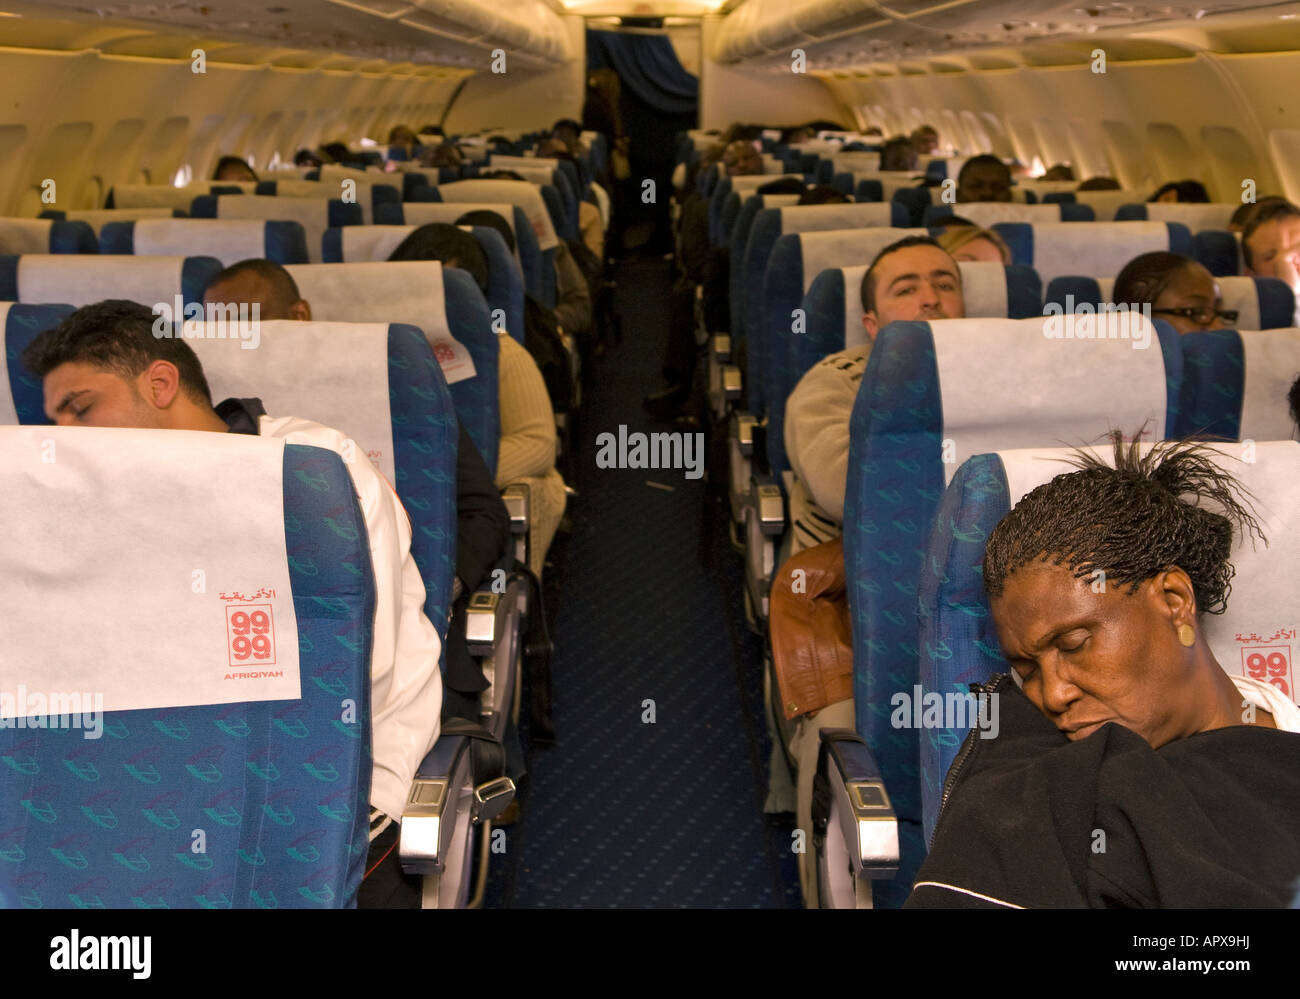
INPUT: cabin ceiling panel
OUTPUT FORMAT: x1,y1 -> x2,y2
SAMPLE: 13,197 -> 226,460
0,0 -> 571,70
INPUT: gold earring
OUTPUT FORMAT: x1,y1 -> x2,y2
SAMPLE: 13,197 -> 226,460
1178,624 -> 1195,648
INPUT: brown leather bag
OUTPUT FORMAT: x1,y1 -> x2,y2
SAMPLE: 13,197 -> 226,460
769,538 -> 854,720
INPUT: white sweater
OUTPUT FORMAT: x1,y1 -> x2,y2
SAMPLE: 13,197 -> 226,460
261,414 -> 442,822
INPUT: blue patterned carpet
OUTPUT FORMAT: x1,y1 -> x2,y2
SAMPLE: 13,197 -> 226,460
484,258 -> 801,908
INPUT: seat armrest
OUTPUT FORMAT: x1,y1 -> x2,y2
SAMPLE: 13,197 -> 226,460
730,410 -> 757,457
817,728 -> 899,877
711,333 -> 731,362
399,736 -> 470,876
500,482 -> 530,569
748,471 -> 786,537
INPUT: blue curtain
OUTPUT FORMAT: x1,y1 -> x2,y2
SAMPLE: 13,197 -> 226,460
586,28 -> 698,117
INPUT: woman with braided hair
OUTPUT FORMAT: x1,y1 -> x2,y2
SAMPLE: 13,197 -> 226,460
907,433 -> 1300,908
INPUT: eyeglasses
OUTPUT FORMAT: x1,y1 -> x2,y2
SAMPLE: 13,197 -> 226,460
1151,307 -> 1239,326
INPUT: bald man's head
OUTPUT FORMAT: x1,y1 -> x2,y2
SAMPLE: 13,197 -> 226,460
202,259 -> 311,322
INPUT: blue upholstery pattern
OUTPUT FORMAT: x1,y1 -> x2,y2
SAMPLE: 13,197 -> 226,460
98,221 -> 308,265
3,305 -> 75,419
1177,330 -> 1245,440
442,268 -> 501,477
915,452 -> 1013,845
47,221 -> 98,254
0,441 -> 375,908
1194,231 -> 1240,277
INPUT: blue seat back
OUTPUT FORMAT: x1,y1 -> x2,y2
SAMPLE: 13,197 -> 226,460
921,202 -> 1094,227
99,219 -> 308,267
284,262 -> 499,477
1178,328 -> 1300,442
0,219 -> 96,255
0,428 -> 375,908
0,254 -> 221,308
843,313 -> 1182,905
0,303 -> 76,424
726,192 -> 801,339
190,195 -> 362,264
993,221 -> 1193,286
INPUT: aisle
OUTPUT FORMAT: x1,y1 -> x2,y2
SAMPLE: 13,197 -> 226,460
485,258 -> 800,907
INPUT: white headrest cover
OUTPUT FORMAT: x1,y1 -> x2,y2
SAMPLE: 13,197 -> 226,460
113,182 -> 257,209
17,255 -> 186,307
1217,277 -> 1263,332
1028,222 -> 1170,286
0,302 -> 16,425
186,319 -> 397,485
832,152 -> 881,173
995,440 -> 1300,706
490,155 -> 559,168
214,195 -> 330,262
339,225 -> 415,263
930,312 -> 1168,482
492,164 -> 556,187
1239,329 -> 1300,441
779,202 -> 895,237
435,180 -> 558,251
262,177 -> 383,225
1144,202 -> 1236,234
66,208 -> 176,234
798,227 -> 927,294
0,425 -> 300,715
760,194 -> 802,208
957,202 -> 1065,227
132,219 -> 269,269
0,219 -> 53,254
285,261 -> 476,385
1074,190 -> 1146,222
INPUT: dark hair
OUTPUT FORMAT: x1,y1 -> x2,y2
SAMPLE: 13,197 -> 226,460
1242,200 -> 1300,270
213,155 -> 256,182
454,209 -> 514,253
1042,164 -> 1075,181
880,136 -> 917,172
927,214 -> 976,228
387,223 -> 488,291
293,149 -> 322,167
22,299 -> 214,408
319,142 -> 353,164
957,155 -> 1011,186
552,118 -> 582,137
419,125 -> 445,137
482,169 -> 526,182
203,259 -> 304,321
983,432 -> 1265,616
1149,180 -> 1210,203
797,185 -> 850,206
1290,373 -> 1300,429
1078,177 -> 1122,191
1112,251 -> 1199,307
859,234 -> 947,314
756,176 -> 806,197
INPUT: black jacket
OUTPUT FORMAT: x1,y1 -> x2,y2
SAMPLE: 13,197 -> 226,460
452,421 -> 510,595
907,674 -> 1300,908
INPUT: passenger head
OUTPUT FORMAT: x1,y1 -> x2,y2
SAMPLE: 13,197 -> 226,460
722,140 -> 763,177
1042,164 -> 1075,182
880,136 -> 917,173
927,214 -> 976,231
983,432 -> 1266,748
1112,252 -> 1231,333
552,118 -> 582,148
388,125 -> 419,153
293,148 -> 323,168
1078,176 -> 1122,191
482,169 -> 526,182
536,137 -> 575,160
319,142 -> 353,165
1242,200 -> 1300,285
910,125 -> 939,156
454,210 -> 515,253
420,142 -> 464,169
203,259 -> 311,322
213,156 -> 257,183
797,185 -> 850,206
755,176 -> 806,197
22,299 -> 218,431
937,226 -> 1011,265
781,126 -> 815,146
1149,180 -> 1210,203
956,155 -> 1012,203
1228,196 -> 1288,233
387,223 -> 489,292
858,235 -> 965,339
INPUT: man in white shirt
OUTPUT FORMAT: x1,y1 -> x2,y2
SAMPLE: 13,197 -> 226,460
23,299 -> 441,908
